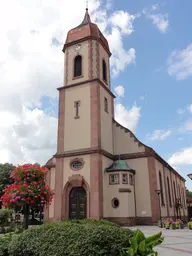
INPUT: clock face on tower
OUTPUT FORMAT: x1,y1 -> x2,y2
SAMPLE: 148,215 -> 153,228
74,44 -> 81,52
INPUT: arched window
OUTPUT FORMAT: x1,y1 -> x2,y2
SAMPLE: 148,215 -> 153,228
159,171 -> 164,205
74,55 -> 82,77
102,59 -> 107,82
173,181 -> 176,202
178,185 -> 181,199
167,177 -> 172,206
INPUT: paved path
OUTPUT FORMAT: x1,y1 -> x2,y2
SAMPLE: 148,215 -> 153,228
129,226 -> 192,256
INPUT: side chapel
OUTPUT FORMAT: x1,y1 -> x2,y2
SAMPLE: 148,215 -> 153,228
45,9 -> 187,225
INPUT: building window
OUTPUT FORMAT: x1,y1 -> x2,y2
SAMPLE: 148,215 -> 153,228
159,171 -> 165,205
102,59 -> 107,83
122,174 -> 128,184
74,55 -> 82,77
112,198 -> 119,208
74,101 -> 80,119
104,97 -> 108,112
109,174 -> 119,184
167,177 -> 172,207
129,174 -> 134,185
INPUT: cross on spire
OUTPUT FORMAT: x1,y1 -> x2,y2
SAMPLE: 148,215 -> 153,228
86,0 -> 89,10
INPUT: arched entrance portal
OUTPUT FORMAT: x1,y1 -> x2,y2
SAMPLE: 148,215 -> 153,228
69,187 -> 87,219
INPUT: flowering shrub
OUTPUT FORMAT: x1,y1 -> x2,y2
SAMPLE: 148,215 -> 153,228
1,164 -> 54,229
161,218 -> 184,229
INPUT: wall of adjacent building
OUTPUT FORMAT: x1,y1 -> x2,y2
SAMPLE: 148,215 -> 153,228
113,122 -> 145,155
155,159 -> 187,218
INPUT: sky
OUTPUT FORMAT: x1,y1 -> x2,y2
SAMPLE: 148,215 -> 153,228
0,0 -> 192,189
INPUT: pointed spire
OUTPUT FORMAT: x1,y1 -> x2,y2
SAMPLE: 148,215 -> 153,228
79,7 -> 91,26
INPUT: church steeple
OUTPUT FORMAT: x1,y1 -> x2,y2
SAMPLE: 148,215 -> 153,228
63,9 -> 111,56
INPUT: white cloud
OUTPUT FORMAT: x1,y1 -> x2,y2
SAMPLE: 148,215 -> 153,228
147,129 -> 172,141
143,5 -> 169,33
110,10 -> 136,35
115,103 -> 141,133
0,0 -> 137,164
168,147 -> 192,165
168,44 -> 192,80
108,28 -> 136,76
184,120 -> 192,131
147,13 -> 169,33
177,108 -> 186,115
0,107 -> 57,165
140,96 -> 145,101
188,104 -> 192,113
152,4 -> 159,11
114,85 -> 125,97
177,104 -> 192,115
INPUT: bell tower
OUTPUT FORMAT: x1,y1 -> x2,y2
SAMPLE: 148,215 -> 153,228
63,8 -> 111,88
53,9 -> 115,221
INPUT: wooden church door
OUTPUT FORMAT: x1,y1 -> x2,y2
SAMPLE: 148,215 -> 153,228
69,187 -> 87,219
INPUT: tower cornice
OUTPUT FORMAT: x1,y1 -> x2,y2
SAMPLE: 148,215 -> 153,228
63,36 -> 112,57
57,78 -> 116,98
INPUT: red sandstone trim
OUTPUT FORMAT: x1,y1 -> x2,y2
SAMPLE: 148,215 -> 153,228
64,48 -> 69,85
90,153 -> 103,218
63,36 -> 112,57
44,169 -> 51,221
91,82 -> 101,148
147,156 -> 158,223
53,158 -> 64,221
88,39 -> 93,80
62,175 -> 90,219
57,89 -> 65,153
97,41 -> 100,79
57,78 -> 116,99
54,148 -> 151,160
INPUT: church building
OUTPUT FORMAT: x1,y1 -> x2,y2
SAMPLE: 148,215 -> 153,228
45,9 -> 187,225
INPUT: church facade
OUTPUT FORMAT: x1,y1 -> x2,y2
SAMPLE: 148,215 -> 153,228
45,9 -> 187,225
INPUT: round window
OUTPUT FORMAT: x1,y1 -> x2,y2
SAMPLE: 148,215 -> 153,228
71,160 -> 83,170
112,198 -> 119,208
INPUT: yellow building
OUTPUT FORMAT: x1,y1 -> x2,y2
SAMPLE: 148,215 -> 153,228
45,9 -> 187,225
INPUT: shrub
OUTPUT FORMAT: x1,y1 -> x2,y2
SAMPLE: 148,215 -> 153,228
0,209 -> 12,227
0,233 -> 15,256
8,219 -> 133,256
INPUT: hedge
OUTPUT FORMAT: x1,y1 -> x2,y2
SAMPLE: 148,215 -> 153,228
0,233 -> 15,256
8,219 -> 133,256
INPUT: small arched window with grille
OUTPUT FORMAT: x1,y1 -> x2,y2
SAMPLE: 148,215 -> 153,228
102,59 -> 107,83
159,171 -> 165,205
74,55 -> 82,78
